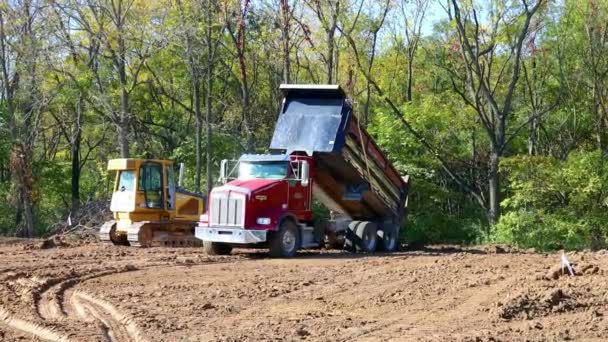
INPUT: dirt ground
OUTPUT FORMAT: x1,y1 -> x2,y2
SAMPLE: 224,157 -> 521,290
0,237 -> 607,342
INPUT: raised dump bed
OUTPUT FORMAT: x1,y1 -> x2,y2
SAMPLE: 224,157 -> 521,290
270,85 -> 409,227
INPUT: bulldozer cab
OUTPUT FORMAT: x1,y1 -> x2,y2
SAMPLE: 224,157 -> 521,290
109,159 -> 175,213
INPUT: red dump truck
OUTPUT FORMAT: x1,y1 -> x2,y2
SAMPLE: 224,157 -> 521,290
196,85 -> 409,257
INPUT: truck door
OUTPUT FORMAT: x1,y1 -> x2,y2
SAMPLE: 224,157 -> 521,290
288,162 -> 311,219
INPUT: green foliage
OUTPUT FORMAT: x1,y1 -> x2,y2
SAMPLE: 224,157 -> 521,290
370,100 -> 487,245
34,161 -> 72,234
172,132 -> 246,191
493,152 -> 608,250
1,0 -> 607,251
0,182 -> 15,235
404,177 -> 487,245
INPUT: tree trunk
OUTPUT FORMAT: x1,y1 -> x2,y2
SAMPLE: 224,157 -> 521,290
12,146 -> 35,238
193,77 -> 203,193
487,146 -> 500,226
326,1 -> 338,84
71,125 -> 81,213
241,81 -> 253,152
21,189 -> 35,237
206,0 -> 213,196
528,113 -> 539,155
406,56 -> 413,102
15,192 -> 23,229
117,4 -> 130,158
236,5 -> 252,152
593,81 -> 607,152
364,30 -> 381,126
71,94 -> 83,213
326,26 -> 335,84
363,82 -> 371,126
117,122 -> 129,158
280,0 -> 291,83
0,164 -> 6,182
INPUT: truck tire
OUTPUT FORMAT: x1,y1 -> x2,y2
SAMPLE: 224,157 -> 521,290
346,221 -> 378,253
269,220 -> 300,258
377,225 -> 399,252
203,241 -> 233,255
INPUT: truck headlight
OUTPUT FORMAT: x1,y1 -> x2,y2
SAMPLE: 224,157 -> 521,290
256,217 -> 271,225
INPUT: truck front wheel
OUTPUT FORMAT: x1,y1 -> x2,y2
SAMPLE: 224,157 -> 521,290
269,220 -> 300,258
203,241 -> 233,255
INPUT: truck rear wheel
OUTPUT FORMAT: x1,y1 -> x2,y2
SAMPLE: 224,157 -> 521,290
346,221 -> 378,253
269,220 -> 300,258
203,241 -> 233,255
377,225 -> 399,252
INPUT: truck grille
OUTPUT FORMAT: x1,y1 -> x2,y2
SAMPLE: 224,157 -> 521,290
210,193 -> 244,227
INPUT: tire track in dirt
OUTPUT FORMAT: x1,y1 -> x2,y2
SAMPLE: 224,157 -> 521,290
72,291 -> 146,342
340,275 -> 518,341
32,266 -> 155,341
35,261 -> 179,320
1,265 -> 151,341
36,268 -> 136,322
38,277 -> 78,321
0,307 -> 72,342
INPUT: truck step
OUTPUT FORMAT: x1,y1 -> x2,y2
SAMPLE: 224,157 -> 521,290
301,242 -> 320,249
299,225 -> 318,249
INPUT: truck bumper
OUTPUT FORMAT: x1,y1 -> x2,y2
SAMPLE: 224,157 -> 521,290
195,227 -> 267,244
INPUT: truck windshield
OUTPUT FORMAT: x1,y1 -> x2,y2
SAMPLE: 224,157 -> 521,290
238,162 -> 288,180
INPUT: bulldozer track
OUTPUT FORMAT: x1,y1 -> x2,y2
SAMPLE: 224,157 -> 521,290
98,220 -> 117,245
126,221 -> 203,248
127,222 -> 150,247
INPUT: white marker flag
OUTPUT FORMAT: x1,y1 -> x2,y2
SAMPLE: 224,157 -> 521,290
561,252 -> 575,276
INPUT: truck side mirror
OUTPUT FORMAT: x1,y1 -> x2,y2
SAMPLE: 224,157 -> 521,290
219,159 -> 228,184
301,160 -> 309,187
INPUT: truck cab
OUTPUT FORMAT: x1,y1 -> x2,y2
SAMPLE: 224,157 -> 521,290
196,154 -> 315,257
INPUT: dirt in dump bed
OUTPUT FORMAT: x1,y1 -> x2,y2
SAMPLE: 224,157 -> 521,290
0,238 -> 607,342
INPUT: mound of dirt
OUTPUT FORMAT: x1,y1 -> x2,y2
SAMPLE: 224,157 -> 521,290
497,288 -> 578,320
545,263 -> 601,279
578,263 -> 601,275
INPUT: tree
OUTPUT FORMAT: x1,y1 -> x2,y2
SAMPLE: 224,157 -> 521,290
447,0 -> 545,224
362,0 -> 390,126
280,0 -> 293,83
223,0 -> 254,151
176,0 -> 206,192
396,0 -> 429,102
306,0 -> 340,83
582,0 -> 608,152
0,0 -> 54,237
62,0 -> 158,158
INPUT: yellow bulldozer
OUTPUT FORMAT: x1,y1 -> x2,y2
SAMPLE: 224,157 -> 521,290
99,158 -> 205,247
